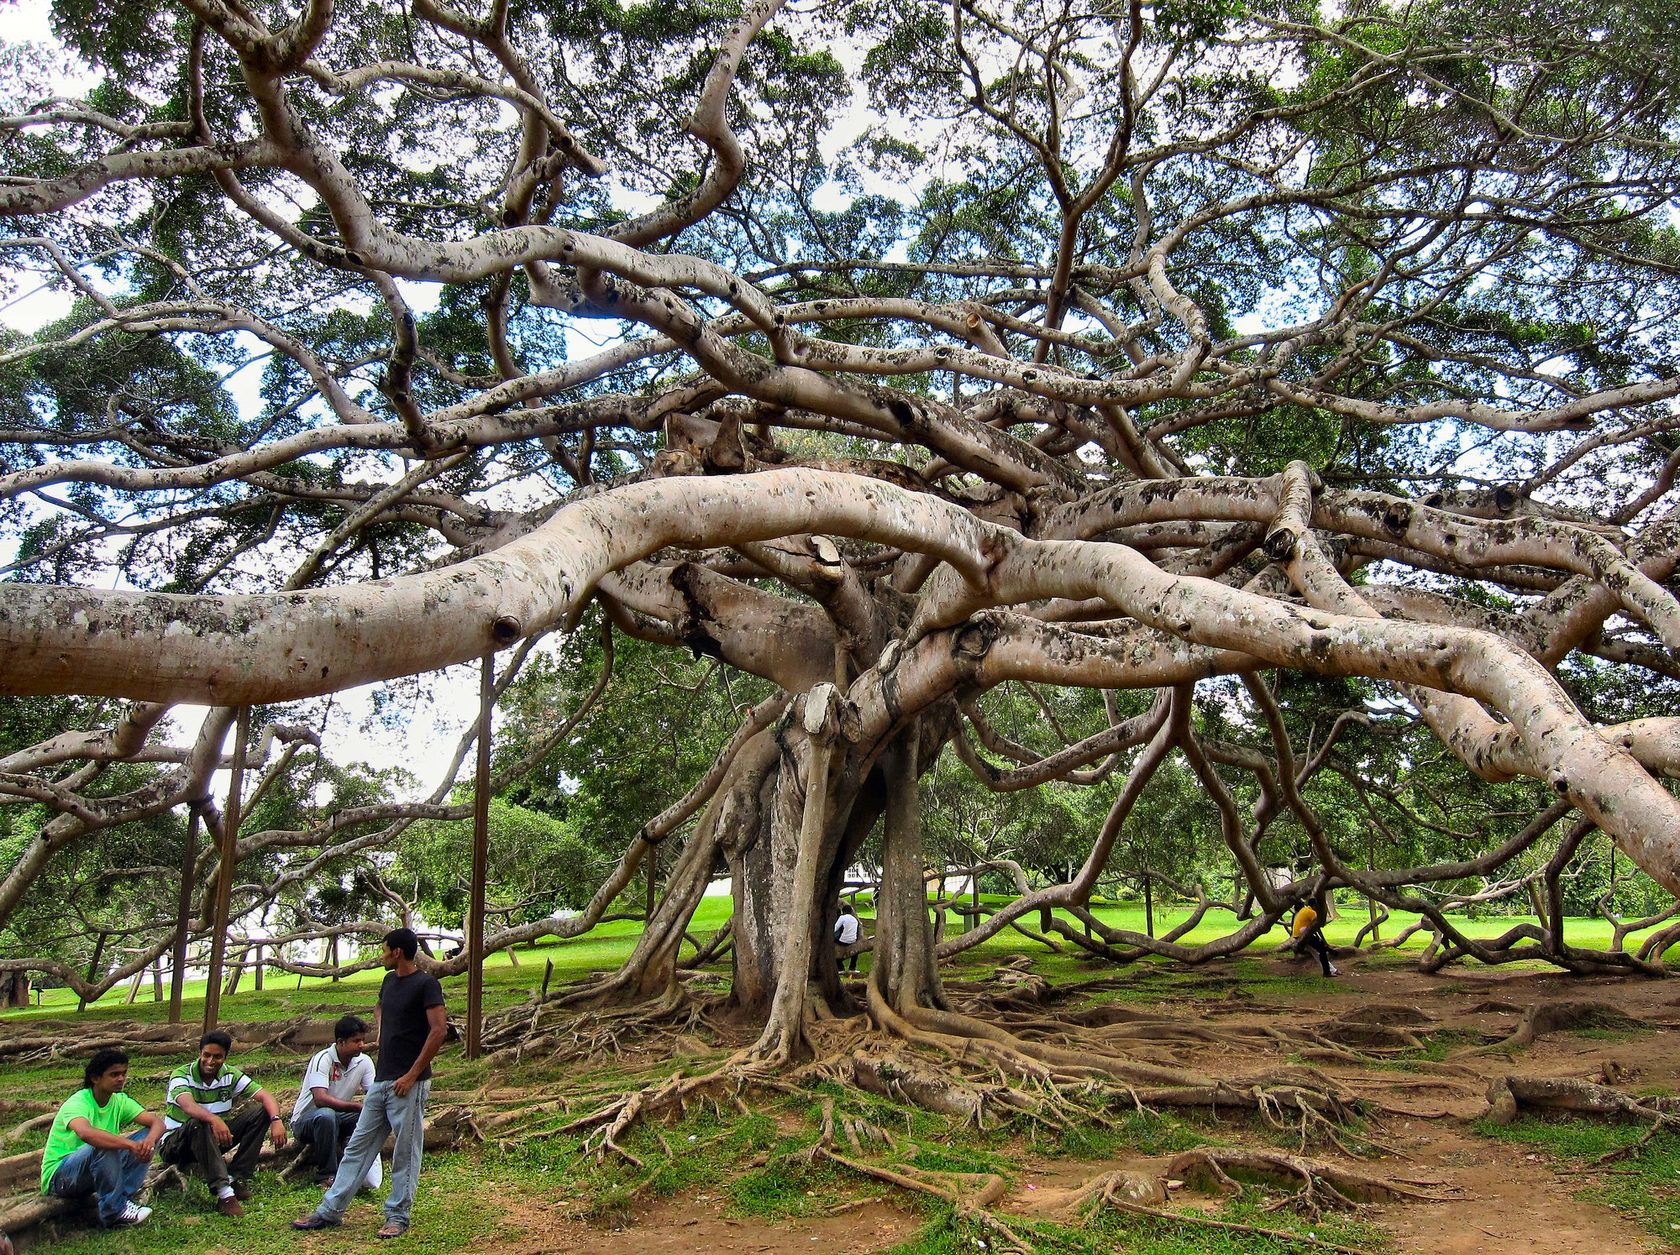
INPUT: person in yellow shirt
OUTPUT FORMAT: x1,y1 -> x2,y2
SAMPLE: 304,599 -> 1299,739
1290,895 -> 1342,977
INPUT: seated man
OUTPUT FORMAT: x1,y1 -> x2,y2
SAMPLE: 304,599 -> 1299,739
1290,895 -> 1342,978
291,1014 -> 375,1187
41,1048 -> 164,1227
159,1029 -> 287,1216
835,902 -> 861,972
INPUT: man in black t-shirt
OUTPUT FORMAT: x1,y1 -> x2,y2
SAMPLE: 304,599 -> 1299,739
293,927 -> 446,1239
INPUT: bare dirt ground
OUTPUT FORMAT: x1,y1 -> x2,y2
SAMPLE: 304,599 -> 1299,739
488,959 -> 1680,1254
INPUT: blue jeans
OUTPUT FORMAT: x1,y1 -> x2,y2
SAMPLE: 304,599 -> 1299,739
47,1130 -> 150,1226
315,1079 -> 429,1228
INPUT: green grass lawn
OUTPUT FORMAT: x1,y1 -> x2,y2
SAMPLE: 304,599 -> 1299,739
6,894 -> 1663,1022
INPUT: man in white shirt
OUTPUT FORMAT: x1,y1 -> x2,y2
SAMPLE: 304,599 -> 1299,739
291,1015 -> 375,1187
834,902 -> 861,972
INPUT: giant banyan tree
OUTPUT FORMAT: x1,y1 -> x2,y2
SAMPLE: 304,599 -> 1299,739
3,0 -> 1680,1064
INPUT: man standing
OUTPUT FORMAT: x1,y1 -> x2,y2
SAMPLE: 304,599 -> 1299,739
159,1029 -> 287,1216
41,1048 -> 164,1227
294,926 -> 447,1240
292,1014 -> 375,1187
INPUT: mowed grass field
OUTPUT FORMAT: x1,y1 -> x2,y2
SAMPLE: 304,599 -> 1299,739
4,894 -> 1667,1022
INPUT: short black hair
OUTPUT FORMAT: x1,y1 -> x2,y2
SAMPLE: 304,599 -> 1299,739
334,1014 -> 369,1041
384,926 -> 419,960
199,1029 -> 233,1052
84,1047 -> 129,1089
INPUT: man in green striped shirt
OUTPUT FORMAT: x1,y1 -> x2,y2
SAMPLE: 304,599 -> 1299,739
158,1030 -> 287,1217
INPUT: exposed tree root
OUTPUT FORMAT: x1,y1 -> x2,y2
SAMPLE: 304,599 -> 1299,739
483,982 -> 747,1066
1011,1168 -> 1166,1217
846,1052 -> 1069,1130
1165,1147 -> 1455,1213
814,1145 -> 1035,1254
558,1045 -> 795,1163
1314,1003 -> 1436,1051
1465,1000 -> 1645,1054
1485,1075 -> 1680,1125
0,1017 -> 335,1065
0,1112 -> 54,1152
1091,1194 -> 1382,1255
877,988 -> 1212,1088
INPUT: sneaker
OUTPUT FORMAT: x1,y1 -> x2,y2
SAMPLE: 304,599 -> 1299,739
1326,965 -> 1343,977
115,1202 -> 152,1226
314,1173 -> 336,1188
231,1179 -> 252,1201
292,1213 -> 341,1231
216,1195 -> 245,1218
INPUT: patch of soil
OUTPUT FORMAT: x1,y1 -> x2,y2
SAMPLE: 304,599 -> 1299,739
1379,1122 -> 1651,1255
491,1191 -> 921,1254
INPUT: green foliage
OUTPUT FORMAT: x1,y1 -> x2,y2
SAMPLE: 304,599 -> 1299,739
393,797 -> 598,928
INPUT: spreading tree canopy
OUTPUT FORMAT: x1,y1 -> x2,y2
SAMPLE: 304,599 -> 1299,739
4,0 -> 1680,1051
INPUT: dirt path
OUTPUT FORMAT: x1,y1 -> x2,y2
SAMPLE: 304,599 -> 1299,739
495,1193 -> 921,1254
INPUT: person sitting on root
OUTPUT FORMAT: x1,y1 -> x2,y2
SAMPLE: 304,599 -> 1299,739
292,1014 -> 375,1188
159,1029 -> 287,1217
835,901 -> 861,972
41,1048 -> 165,1228
1290,893 -> 1342,978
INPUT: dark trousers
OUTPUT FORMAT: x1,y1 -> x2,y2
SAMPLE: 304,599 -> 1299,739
1299,928 -> 1334,975
159,1101 -> 266,1188
296,1108 -> 360,1178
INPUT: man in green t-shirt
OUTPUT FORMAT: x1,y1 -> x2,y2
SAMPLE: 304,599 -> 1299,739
41,1048 -> 164,1227
157,1029 -> 287,1217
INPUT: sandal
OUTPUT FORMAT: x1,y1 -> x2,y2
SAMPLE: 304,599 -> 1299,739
377,1221 -> 409,1239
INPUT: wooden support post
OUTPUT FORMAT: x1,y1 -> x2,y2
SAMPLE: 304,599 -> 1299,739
168,804 -> 204,1024
79,932 -> 108,1013
1143,872 -> 1155,939
152,957 -> 164,1002
465,652 -> 494,1060
203,708 -> 250,1033
253,943 -> 264,992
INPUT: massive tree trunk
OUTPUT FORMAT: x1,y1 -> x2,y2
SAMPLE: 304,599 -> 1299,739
871,735 -> 948,1016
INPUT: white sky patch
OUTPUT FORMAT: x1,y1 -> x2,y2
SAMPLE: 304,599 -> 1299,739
0,274 -> 74,333
7,0 -> 68,57
168,662 -> 489,807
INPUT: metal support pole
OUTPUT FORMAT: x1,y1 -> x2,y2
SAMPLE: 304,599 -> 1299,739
168,804 -> 203,1024
202,708 -> 250,1033
466,653 -> 494,1059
